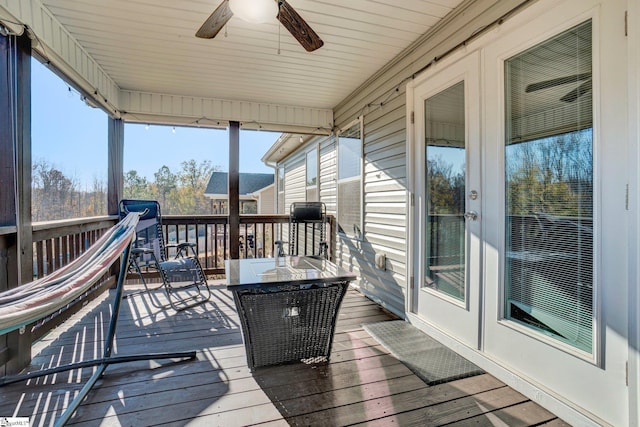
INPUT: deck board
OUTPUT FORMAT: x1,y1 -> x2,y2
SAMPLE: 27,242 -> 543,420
0,280 -> 568,426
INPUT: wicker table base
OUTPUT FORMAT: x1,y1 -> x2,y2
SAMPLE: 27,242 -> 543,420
225,257 -> 355,370
232,282 -> 348,369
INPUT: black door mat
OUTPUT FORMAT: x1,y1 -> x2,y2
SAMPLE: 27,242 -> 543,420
363,320 -> 484,386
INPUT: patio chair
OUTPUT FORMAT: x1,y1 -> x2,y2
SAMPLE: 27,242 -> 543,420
275,201 -> 328,259
119,199 -> 211,310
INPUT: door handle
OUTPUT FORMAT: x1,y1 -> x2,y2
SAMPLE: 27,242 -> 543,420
464,211 -> 478,221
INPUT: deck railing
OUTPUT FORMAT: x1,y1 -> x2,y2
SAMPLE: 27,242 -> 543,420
0,213 -> 334,369
162,214 -> 336,274
30,213 -> 336,279
32,216 -> 119,278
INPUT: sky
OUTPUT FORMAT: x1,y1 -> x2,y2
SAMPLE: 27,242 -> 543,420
30,58 -> 277,187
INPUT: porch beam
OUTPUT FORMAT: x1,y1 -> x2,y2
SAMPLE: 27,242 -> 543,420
228,121 -> 240,259
119,91 -> 333,135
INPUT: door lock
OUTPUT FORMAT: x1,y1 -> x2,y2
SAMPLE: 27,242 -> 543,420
464,211 -> 478,221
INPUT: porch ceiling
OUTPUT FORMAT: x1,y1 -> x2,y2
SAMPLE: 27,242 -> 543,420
0,0 -> 465,132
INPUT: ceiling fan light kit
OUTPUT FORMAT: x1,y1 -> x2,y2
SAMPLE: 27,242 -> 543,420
196,0 -> 324,52
228,0 -> 277,24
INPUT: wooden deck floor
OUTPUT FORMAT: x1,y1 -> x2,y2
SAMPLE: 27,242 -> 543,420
0,280 -> 569,426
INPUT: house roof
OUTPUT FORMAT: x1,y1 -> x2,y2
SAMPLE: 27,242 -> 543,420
205,172 -> 274,197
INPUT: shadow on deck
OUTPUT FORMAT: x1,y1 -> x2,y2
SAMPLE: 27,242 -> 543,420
0,280 -> 568,426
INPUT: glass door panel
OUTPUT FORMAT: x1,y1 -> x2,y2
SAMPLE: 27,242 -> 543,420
425,81 -> 467,302
503,21 -> 594,354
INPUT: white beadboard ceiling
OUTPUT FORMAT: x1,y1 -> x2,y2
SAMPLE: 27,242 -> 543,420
30,0 -> 464,124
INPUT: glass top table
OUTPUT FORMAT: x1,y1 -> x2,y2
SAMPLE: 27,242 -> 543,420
225,256 -> 356,370
225,256 -> 356,290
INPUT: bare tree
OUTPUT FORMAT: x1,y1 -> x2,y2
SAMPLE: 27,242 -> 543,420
32,160 -> 78,220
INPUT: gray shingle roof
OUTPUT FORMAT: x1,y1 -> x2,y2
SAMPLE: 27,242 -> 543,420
204,172 -> 274,196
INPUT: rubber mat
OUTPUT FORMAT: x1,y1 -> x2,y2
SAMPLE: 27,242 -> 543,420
363,320 -> 484,385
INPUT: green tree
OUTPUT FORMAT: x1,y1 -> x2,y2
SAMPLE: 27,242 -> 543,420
176,160 -> 216,214
123,170 -> 151,199
154,165 -> 177,212
427,155 -> 465,215
506,130 -> 592,217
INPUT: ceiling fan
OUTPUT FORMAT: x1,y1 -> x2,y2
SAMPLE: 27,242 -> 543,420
196,0 -> 324,52
525,72 -> 592,103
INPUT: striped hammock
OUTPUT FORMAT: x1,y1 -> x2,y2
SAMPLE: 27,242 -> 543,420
0,213 -> 139,335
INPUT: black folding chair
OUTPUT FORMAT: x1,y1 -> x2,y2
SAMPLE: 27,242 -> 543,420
119,199 -> 211,310
275,202 -> 328,258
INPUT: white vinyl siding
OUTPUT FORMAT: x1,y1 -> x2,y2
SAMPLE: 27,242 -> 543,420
283,155 -> 305,209
257,185 -> 275,214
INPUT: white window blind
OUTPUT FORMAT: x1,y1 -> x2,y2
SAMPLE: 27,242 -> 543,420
504,21 -> 594,353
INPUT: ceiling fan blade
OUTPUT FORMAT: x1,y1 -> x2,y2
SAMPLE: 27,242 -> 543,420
525,72 -> 591,93
196,0 -> 233,39
277,0 -> 324,52
560,79 -> 592,102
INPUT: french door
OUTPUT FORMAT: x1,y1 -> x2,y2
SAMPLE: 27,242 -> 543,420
408,2 -> 630,424
412,52 -> 481,348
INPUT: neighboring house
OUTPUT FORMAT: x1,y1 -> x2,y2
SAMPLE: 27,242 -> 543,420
204,172 -> 274,214
263,1 -> 638,426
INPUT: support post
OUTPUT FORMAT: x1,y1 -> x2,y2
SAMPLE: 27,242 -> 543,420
0,32 -> 33,375
228,121 -> 240,259
107,117 -> 124,215
0,31 -> 15,374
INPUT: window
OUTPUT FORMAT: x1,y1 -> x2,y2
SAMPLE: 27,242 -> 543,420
337,119 -> 362,238
306,148 -> 318,201
504,21 -> 593,353
277,166 -> 285,213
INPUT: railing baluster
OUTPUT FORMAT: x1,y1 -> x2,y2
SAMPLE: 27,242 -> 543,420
153,214 -> 332,272
223,224 -> 227,267
75,232 -> 79,258
45,238 -> 53,276
62,235 -> 69,266
214,224 -> 219,269
54,236 -> 61,272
